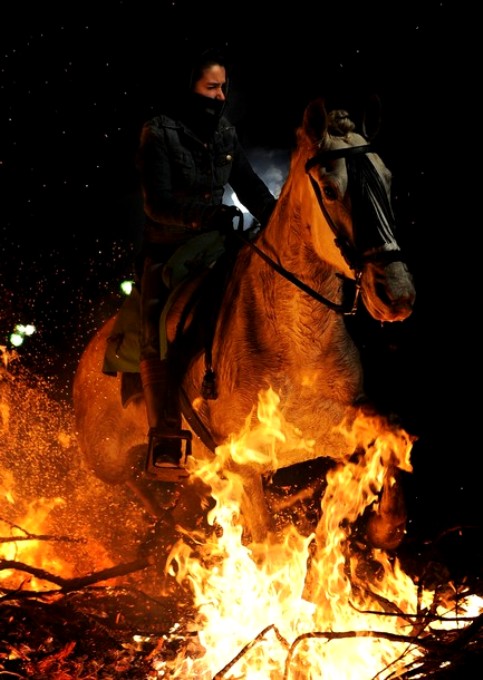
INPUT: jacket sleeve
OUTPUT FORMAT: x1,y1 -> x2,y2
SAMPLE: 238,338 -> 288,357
227,134 -> 277,227
137,123 -> 214,230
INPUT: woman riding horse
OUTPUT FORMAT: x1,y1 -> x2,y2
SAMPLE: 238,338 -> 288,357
73,97 -> 415,555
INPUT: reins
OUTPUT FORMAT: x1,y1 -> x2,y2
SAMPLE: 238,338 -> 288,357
234,227 -> 361,315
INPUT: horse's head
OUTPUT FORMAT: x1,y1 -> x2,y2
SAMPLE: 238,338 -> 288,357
294,97 -> 415,322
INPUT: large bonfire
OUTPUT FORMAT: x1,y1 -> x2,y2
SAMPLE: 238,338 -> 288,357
1,352 -> 482,679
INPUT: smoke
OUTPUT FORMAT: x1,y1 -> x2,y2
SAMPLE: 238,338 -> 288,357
247,147 -> 290,198
228,147 -> 290,224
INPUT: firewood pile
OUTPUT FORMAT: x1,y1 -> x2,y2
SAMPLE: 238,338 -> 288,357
0,553 -> 197,679
1,528 -> 482,680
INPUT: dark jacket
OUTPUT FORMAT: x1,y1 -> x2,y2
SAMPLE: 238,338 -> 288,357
137,111 -> 277,247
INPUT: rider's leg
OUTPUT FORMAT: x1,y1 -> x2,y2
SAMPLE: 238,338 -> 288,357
139,255 -> 186,467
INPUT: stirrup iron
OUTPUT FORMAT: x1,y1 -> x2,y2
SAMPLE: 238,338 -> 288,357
145,428 -> 192,481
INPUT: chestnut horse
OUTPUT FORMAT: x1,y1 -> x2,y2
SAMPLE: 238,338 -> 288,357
73,98 -> 416,553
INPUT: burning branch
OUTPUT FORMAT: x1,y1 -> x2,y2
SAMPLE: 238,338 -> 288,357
210,616 -> 483,680
0,516 -> 87,544
212,624 -> 290,678
0,532 -> 84,545
0,557 -> 152,600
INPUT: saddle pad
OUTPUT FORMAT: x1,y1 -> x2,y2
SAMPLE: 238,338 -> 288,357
102,286 -> 142,374
162,231 -> 225,289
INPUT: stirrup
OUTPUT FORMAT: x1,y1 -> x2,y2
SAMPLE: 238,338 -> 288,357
145,428 -> 192,482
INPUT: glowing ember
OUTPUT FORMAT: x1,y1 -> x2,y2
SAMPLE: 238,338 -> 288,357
0,362 -> 136,586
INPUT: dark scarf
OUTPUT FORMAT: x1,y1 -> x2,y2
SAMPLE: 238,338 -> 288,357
180,92 -> 225,141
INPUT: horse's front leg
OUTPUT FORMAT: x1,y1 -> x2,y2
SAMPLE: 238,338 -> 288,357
225,460 -> 275,543
365,464 -> 407,550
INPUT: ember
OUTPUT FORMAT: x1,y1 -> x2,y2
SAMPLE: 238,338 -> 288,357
1,359 -> 482,678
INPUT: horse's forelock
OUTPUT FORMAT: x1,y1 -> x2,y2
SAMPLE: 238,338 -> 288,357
327,109 -> 356,137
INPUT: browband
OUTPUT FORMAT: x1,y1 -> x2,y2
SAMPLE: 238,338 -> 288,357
305,144 -> 373,172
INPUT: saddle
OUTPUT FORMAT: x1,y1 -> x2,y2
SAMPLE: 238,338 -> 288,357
102,231 -> 232,409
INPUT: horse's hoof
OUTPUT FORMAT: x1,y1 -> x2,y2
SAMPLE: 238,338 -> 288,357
366,513 -> 406,551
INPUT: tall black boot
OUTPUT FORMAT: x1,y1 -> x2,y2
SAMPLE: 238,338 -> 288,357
140,357 -> 192,480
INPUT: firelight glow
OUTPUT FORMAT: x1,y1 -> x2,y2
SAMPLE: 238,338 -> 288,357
149,387 -> 482,678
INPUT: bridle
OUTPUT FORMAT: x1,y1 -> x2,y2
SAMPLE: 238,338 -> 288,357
305,144 -> 374,275
235,225 -> 361,316
234,142 -> 400,316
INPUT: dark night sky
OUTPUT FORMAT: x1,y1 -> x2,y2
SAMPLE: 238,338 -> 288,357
1,2 -> 478,530
1,1 -> 461,253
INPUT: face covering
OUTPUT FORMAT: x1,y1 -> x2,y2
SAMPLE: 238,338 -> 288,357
184,91 -> 226,139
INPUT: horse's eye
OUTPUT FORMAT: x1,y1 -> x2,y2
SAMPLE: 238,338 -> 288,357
322,184 -> 338,201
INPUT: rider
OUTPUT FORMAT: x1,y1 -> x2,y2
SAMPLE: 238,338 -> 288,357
136,47 -> 277,473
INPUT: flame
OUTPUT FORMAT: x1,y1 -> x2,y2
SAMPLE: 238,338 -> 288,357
0,492 -> 74,590
0,366 -> 121,594
1,367 -> 481,677
153,388 -> 482,678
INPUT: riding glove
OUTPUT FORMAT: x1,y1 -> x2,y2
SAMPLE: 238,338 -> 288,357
204,205 -> 242,233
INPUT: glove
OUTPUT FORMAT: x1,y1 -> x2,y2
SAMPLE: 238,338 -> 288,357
205,205 -> 242,233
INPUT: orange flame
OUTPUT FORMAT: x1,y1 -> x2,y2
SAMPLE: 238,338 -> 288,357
1,370 -> 481,677
153,388 -> 481,678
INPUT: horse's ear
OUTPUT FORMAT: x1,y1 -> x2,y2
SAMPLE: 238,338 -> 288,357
361,94 -> 382,141
302,98 -> 329,143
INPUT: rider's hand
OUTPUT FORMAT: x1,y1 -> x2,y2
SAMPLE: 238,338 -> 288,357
205,205 -> 242,233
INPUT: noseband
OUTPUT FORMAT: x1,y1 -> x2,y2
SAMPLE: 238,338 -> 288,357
305,143 -> 401,271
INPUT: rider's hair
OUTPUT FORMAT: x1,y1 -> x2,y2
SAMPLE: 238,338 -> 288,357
189,47 -> 227,90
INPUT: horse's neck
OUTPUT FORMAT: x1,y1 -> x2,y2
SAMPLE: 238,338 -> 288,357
253,198 -> 344,309
213,155 -> 348,359
225,221 -> 344,337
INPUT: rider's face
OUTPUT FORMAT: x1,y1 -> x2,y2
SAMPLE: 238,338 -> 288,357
193,64 -> 227,100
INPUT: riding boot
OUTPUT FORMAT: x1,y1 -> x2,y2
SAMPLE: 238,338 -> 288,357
139,357 -> 192,478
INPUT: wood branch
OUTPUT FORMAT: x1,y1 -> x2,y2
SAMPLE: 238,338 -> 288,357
0,557 -> 152,600
209,614 -> 483,680
0,534 -> 86,544
0,517 -> 87,544
212,624 -> 290,679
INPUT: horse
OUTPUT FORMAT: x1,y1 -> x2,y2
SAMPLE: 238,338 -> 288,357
73,97 -> 416,558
